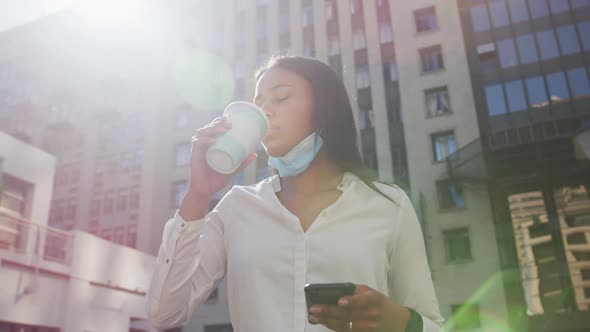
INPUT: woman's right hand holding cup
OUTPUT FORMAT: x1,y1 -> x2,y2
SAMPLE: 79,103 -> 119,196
179,116 -> 257,221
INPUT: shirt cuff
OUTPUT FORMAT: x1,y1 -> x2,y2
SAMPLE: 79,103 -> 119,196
174,209 -> 206,233
421,314 -> 444,332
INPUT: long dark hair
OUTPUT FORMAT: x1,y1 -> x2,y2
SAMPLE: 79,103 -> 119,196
255,55 -> 396,204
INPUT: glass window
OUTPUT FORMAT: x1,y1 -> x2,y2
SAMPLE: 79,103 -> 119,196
537,30 -> 560,60
470,4 -> 490,32
517,34 -> 539,64
567,67 -> 590,97
379,22 -> 394,44
302,5 -> 313,27
546,71 -> 570,103
328,35 -> 340,56
578,21 -> 590,51
497,38 -> 518,68
432,131 -> 457,161
325,0 -> 335,20
444,228 -> 472,262
509,0 -> 529,23
505,80 -> 527,112
352,29 -> 366,50
549,0 -> 570,14
529,0 -> 549,18
420,45 -> 445,72
414,6 -> 438,33
425,87 -> 451,116
175,143 -> 191,166
489,0 -> 510,28
279,12 -> 290,33
571,0 -> 590,9
437,181 -> 465,209
388,62 -> 399,81
176,108 -> 189,128
485,84 -> 508,115
525,76 -> 549,108
355,65 -> 370,89
557,25 -> 581,55
360,109 -> 375,130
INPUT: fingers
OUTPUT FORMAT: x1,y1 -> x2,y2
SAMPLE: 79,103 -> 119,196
191,117 -> 231,153
309,305 -> 349,321
195,123 -> 231,138
338,290 -> 381,310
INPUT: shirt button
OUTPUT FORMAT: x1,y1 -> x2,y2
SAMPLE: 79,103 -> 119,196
181,223 -> 185,228
165,259 -> 170,264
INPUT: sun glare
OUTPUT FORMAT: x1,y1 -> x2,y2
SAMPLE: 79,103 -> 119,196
74,0 -> 145,25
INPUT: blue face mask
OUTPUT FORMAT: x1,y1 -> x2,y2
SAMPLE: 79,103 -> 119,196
268,133 -> 324,177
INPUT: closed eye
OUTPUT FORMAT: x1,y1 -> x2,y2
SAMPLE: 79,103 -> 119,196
276,96 -> 290,103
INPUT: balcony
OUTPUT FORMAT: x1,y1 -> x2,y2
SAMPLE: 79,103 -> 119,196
444,138 -> 488,184
0,209 -> 73,266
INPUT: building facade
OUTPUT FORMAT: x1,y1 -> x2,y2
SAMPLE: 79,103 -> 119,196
1,1 -> 590,332
456,1 -> 590,331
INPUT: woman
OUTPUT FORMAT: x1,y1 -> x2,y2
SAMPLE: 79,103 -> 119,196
147,56 -> 444,332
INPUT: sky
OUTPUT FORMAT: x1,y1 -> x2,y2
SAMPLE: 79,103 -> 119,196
0,0 -> 72,32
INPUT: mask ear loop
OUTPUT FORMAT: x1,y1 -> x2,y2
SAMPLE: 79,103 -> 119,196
314,129 -> 323,151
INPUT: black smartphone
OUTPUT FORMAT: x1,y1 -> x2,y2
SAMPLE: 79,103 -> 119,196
304,282 -> 356,314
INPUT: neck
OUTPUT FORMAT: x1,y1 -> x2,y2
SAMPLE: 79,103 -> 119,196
278,148 -> 344,194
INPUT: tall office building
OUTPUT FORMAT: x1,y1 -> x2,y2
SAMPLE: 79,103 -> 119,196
200,1 -> 590,332
1,1 -> 589,332
456,1 -> 590,330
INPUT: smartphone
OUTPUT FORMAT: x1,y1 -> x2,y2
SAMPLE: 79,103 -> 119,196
304,282 -> 356,314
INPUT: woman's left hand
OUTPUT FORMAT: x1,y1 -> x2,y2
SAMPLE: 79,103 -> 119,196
308,284 -> 411,332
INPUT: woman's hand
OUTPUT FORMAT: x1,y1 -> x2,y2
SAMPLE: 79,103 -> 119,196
308,284 -> 411,332
188,116 -> 257,196
178,116 -> 257,221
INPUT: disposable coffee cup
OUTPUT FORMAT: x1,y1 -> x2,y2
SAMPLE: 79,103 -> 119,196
206,101 -> 269,174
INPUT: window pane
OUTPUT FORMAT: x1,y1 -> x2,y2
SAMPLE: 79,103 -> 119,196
425,87 -> 451,116
415,6 -> 438,32
567,67 -> 590,97
557,25 -> 581,55
529,0 -> 549,18
509,0 -> 529,23
485,84 -> 508,115
420,46 -> 444,72
489,0 -> 510,28
470,4 -> 490,32
517,34 -> 539,64
549,0 -> 570,14
537,30 -> 560,60
571,0 -> 590,9
578,21 -> 590,51
547,71 -> 570,103
525,76 -> 549,108
505,80 -> 527,112
497,38 -> 518,68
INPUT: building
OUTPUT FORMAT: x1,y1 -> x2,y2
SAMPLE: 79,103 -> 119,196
204,0 -> 590,331
454,1 -> 590,331
0,131 -> 156,331
2,1 -> 590,332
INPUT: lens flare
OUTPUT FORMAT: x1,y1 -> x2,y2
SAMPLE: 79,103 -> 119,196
174,50 -> 235,112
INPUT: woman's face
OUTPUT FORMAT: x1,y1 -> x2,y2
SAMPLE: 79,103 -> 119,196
255,67 -> 316,157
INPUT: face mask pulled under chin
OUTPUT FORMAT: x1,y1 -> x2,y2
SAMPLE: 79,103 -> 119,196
267,133 -> 324,177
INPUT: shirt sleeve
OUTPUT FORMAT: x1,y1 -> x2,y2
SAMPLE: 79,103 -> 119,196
388,192 -> 445,332
146,205 -> 227,329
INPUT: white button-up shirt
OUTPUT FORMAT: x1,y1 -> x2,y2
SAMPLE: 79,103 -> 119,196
147,172 -> 444,332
